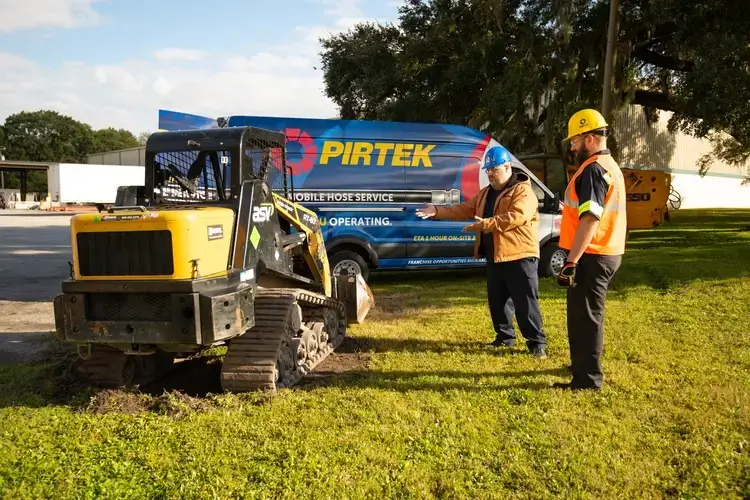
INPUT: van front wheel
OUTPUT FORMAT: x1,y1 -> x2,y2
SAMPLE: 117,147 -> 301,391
330,251 -> 370,281
540,241 -> 567,278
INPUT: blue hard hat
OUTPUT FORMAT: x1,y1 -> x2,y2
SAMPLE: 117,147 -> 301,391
483,145 -> 513,170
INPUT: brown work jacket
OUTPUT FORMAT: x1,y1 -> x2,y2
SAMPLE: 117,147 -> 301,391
434,175 -> 540,263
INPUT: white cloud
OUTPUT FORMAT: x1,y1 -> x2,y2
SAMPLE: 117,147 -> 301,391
335,17 -> 369,29
0,1 -> 401,136
225,53 -> 312,71
0,0 -> 105,33
154,48 -> 209,62
0,50 -> 338,135
310,0 -> 364,19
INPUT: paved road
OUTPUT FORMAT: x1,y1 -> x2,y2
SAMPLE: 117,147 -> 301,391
0,211 -> 73,302
0,211 -> 74,363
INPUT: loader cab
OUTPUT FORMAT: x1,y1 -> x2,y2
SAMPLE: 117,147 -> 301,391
122,126 -> 292,208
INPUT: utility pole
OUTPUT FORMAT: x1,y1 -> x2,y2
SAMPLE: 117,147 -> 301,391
601,0 -> 621,120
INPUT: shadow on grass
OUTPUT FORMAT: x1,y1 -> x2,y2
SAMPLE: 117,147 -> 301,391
296,369 -> 564,393
297,337 -> 569,392
346,335 -> 542,355
0,336 -> 568,410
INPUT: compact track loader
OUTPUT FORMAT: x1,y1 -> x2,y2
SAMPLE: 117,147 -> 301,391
53,126 -> 374,392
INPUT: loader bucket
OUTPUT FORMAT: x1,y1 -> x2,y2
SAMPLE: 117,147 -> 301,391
332,273 -> 374,324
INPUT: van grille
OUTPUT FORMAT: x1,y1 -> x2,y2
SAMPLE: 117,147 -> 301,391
77,230 -> 174,276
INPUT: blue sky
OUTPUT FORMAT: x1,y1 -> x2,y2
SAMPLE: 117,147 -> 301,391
0,0 -> 401,134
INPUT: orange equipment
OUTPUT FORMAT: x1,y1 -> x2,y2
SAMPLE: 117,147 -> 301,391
518,153 -> 672,230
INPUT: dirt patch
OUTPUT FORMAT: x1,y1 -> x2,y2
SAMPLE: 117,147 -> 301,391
0,300 -> 54,333
365,292 -> 422,321
298,336 -> 373,388
85,389 -> 215,419
13,332 -> 373,412
311,351 -> 372,375
85,390 -> 153,415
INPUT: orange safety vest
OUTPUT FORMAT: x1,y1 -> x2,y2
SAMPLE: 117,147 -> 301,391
559,152 -> 627,255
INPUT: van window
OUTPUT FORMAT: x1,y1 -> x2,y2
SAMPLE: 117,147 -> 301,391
530,181 -> 545,203
546,157 -> 567,197
523,158 -> 546,184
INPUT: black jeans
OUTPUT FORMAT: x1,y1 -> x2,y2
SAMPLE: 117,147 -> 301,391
567,253 -> 622,389
485,257 -> 547,350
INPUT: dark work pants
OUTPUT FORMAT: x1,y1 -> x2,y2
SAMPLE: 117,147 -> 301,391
485,257 -> 546,350
567,253 -> 622,389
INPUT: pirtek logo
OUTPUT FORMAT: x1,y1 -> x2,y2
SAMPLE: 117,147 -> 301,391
319,141 -> 436,167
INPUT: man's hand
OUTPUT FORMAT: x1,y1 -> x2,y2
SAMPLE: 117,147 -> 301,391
462,216 -> 486,232
416,203 -> 437,219
556,261 -> 577,287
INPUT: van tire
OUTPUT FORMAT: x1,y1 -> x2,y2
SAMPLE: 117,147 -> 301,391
540,240 -> 567,278
330,250 -> 370,281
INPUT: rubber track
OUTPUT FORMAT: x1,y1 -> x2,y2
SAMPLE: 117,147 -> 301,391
220,287 -> 347,393
73,345 -> 134,388
73,346 -> 174,389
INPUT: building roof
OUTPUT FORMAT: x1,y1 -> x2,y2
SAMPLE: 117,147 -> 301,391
0,160 -> 52,171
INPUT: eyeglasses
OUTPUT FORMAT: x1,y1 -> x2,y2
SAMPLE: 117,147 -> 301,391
570,134 -> 590,145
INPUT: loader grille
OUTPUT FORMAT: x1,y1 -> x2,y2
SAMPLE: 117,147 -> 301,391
85,292 -> 173,322
77,230 -> 174,276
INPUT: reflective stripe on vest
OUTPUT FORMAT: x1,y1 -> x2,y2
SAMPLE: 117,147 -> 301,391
559,153 -> 627,255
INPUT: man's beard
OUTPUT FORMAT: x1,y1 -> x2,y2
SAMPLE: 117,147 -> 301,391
573,146 -> 590,166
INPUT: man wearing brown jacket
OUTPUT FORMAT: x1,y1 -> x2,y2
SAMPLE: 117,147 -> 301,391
417,145 -> 548,358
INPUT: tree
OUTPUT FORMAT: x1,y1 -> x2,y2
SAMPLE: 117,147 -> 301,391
2,110 -> 94,163
318,0 -> 606,153
638,0 -> 750,176
0,110 -> 148,194
91,127 -> 140,153
319,0 -> 750,178
137,131 -> 151,146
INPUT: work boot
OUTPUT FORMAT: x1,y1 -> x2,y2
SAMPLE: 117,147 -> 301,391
489,337 -> 514,348
529,346 -> 548,359
552,381 -> 600,391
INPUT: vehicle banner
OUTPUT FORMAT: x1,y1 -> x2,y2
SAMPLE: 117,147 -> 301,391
157,109 -> 516,202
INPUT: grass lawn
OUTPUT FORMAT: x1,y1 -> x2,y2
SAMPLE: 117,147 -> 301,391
1,208 -> 749,499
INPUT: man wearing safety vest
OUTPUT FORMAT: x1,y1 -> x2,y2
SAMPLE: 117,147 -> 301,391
553,108 -> 627,391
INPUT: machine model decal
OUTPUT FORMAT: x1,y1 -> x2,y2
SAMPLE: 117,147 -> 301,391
252,203 -> 275,223
273,196 -> 295,215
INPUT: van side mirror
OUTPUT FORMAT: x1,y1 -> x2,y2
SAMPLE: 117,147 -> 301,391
544,193 -> 562,213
